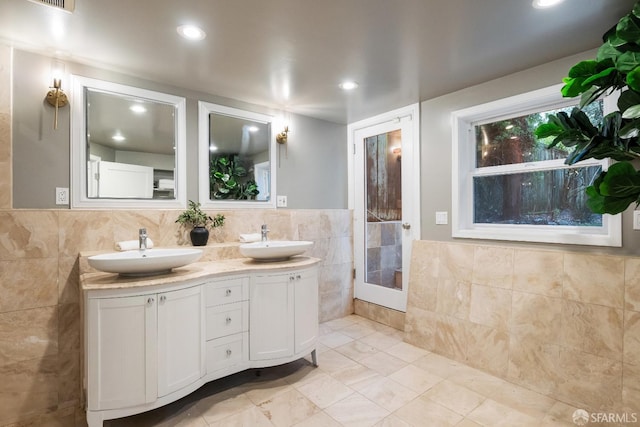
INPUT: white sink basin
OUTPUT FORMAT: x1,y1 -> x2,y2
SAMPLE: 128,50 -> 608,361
239,240 -> 313,261
88,248 -> 203,276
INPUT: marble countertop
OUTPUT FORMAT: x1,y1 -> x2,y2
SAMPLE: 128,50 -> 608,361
81,256 -> 321,291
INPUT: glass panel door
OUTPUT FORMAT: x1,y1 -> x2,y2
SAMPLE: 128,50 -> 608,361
365,130 -> 403,290
351,104 -> 419,313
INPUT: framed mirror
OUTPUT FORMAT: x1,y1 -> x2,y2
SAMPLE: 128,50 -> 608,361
71,75 -> 187,208
198,102 -> 276,209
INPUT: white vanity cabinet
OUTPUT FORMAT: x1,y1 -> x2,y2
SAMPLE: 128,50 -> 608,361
87,294 -> 157,411
83,259 -> 319,427
157,286 -> 204,397
294,269 -> 319,353
204,276 -> 249,375
250,272 -> 295,360
250,268 -> 319,362
86,284 -> 203,412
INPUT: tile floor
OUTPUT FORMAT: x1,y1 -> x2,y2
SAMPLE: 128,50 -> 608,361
105,314 -> 581,427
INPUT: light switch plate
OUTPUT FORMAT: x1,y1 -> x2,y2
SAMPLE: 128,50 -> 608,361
276,195 -> 287,207
634,211 -> 640,230
435,211 -> 448,225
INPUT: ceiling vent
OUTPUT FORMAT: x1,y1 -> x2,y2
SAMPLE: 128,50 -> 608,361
29,0 -> 75,13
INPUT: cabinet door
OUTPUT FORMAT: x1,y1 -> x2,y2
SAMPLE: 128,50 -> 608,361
294,268 -> 319,353
249,273 -> 294,360
157,286 -> 204,397
87,295 -> 157,410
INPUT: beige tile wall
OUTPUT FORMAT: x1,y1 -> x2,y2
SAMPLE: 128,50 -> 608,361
0,44 -> 11,208
0,208 -> 352,426
354,298 -> 405,331
405,240 -> 640,414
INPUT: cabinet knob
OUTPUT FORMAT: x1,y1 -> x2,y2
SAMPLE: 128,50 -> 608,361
226,317 -> 232,324
226,349 -> 232,357
296,274 -> 301,280
147,297 -> 154,305
225,289 -> 232,296
159,295 -> 166,303
289,276 -> 295,281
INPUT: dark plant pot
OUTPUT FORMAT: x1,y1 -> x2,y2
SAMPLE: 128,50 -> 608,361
190,226 -> 209,246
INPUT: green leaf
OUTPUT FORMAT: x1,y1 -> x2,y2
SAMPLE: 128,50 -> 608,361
582,67 -> 616,86
578,87 -> 599,108
567,60 -> 598,78
225,177 -> 237,189
600,173 -> 640,198
585,185 -> 607,213
535,122 -> 563,138
601,112 -> 623,140
622,104 -> 640,119
617,15 -> 640,43
603,23 -> 618,43
587,190 -> 635,214
561,77 -> 587,98
609,33 -> 632,48
556,111 -> 572,129
584,164 -> 640,214
616,50 -> 640,72
603,195 -> 637,214
571,108 -> 598,136
628,67 -> 640,91
601,162 -> 636,182
620,118 -> 640,138
597,41 -> 621,62
618,89 -> 640,112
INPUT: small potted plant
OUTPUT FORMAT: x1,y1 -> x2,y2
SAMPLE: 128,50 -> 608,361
176,200 -> 225,246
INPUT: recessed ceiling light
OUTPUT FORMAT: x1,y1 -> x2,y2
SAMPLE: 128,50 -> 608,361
209,145 -> 218,152
130,104 -> 147,114
248,126 -> 259,133
177,24 -> 206,41
532,0 -> 564,9
112,134 -> 126,142
339,81 -> 359,91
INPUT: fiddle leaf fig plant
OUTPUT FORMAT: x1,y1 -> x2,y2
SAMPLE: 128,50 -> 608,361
535,0 -> 640,214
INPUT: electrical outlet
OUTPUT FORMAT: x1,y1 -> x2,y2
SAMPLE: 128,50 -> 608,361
634,211 -> 640,230
55,187 -> 69,205
276,195 -> 288,207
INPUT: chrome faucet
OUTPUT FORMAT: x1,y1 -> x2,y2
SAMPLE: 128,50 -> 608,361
261,224 -> 269,242
139,228 -> 148,252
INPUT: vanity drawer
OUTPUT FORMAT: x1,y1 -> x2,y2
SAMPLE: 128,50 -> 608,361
204,277 -> 248,307
206,301 -> 248,340
206,333 -> 247,374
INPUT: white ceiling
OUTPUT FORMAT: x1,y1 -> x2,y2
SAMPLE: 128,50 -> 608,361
0,0 -> 636,124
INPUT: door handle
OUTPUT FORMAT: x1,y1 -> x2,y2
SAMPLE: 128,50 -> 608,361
402,223 -> 411,230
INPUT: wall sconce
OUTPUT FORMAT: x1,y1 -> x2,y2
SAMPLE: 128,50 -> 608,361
45,64 -> 68,130
276,126 -> 289,144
